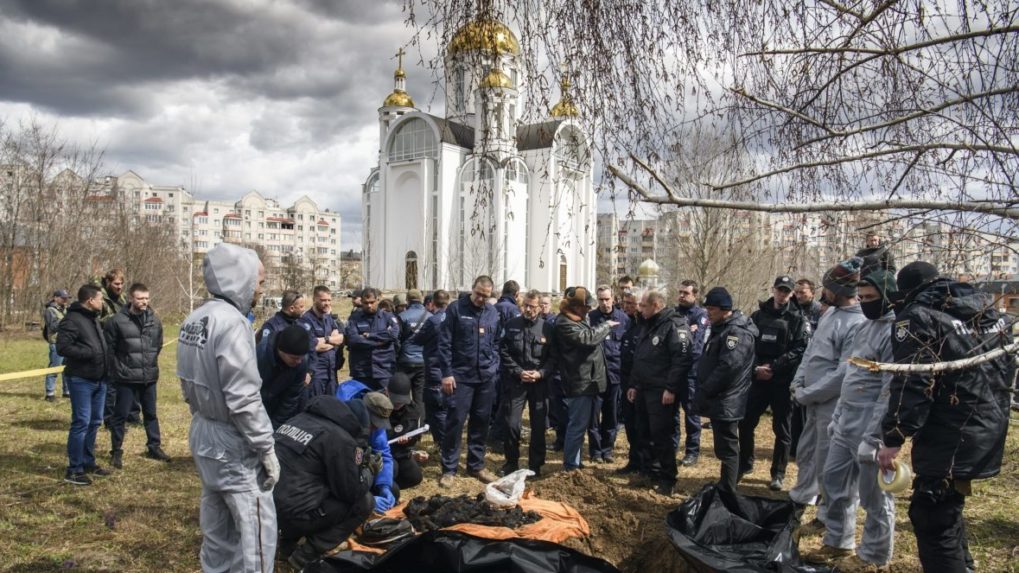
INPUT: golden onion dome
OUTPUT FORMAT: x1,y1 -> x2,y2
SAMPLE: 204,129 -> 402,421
637,258 -> 660,279
448,18 -> 520,56
480,68 -> 514,89
551,99 -> 579,117
551,73 -> 579,117
383,89 -> 414,108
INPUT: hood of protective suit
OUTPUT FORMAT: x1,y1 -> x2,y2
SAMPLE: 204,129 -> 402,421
203,243 -> 261,314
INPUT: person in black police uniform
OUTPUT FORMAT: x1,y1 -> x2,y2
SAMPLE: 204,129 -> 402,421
878,262 -> 1012,573
386,372 -> 426,489
695,287 -> 757,493
256,324 -> 311,429
274,395 -> 378,569
626,290 -> 693,495
344,287 -> 400,391
739,275 -> 809,491
498,289 -> 557,476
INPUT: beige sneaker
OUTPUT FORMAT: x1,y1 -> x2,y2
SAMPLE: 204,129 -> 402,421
805,544 -> 853,564
438,473 -> 455,488
835,554 -> 890,572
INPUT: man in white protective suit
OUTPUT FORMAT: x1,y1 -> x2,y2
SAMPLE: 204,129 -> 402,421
810,269 -> 898,567
177,243 -> 279,572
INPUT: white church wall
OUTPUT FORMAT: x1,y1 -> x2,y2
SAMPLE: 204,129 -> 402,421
383,161 -> 429,289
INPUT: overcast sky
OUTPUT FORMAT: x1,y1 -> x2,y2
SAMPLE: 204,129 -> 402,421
0,0 -> 452,250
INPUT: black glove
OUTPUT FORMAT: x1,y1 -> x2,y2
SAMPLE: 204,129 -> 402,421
369,451 -> 384,476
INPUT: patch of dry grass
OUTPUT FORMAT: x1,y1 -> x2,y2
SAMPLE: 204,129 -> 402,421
1,319 -> 1017,572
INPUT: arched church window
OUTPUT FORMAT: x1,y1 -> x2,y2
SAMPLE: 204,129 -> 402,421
389,118 -> 437,162
405,251 -> 418,290
454,68 -> 465,110
505,159 -> 529,185
554,129 -> 589,171
363,172 -> 379,281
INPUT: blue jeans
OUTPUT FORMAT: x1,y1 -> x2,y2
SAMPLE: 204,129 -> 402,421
45,344 -> 66,396
563,395 -> 597,470
67,376 -> 106,473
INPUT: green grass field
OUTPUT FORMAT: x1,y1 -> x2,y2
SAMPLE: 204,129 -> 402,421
1,321 -> 1017,572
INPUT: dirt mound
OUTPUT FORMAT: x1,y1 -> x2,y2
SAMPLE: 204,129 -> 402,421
531,469 -> 691,571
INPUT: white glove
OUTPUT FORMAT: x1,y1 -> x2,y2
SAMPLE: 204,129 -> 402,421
260,449 -> 280,491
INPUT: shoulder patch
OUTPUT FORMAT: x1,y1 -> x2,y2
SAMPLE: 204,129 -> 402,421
894,320 -> 910,342
652,335 -> 660,346
301,323 -> 311,331
725,335 -> 739,350
354,446 -> 364,465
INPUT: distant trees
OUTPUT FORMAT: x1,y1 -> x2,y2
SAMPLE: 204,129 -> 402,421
0,119 -> 189,327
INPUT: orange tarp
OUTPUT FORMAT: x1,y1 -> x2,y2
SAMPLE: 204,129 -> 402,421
346,491 -> 590,554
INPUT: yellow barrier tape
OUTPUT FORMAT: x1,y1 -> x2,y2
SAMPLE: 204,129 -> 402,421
0,339 -> 178,383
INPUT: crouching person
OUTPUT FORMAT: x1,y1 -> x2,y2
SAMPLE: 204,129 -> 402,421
386,373 -> 426,489
337,380 -> 400,513
274,395 -> 378,570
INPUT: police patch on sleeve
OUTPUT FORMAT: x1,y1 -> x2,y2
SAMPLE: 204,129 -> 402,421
394,424 -> 403,433
652,335 -> 660,346
355,447 -> 364,465
726,335 -> 739,350
895,320 -> 910,342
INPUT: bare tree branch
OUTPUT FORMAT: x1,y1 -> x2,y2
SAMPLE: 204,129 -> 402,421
607,160 -> 1019,219
849,341 -> 1019,374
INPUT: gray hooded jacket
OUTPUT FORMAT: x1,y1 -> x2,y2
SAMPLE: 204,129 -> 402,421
833,311 -> 895,446
792,303 -> 866,406
177,243 -> 273,456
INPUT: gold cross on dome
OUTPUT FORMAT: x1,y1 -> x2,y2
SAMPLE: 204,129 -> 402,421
395,47 -> 405,69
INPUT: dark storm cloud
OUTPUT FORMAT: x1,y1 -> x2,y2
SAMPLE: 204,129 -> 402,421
0,0 -> 406,119
0,0 -> 442,249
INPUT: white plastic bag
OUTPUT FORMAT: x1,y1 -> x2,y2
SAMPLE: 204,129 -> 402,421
484,469 -> 535,508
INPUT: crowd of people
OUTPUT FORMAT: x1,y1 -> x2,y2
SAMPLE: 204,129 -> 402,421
43,229 -> 1014,573
48,269 -> 170,487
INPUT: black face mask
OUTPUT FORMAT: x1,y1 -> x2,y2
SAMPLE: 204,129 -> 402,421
818,292 -> 832,307
860,298 -> 889,320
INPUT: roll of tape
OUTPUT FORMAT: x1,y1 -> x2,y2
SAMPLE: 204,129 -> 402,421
878,460 -> 913,493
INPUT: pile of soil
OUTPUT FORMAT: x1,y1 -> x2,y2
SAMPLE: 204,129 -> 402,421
531,469 -> 693,572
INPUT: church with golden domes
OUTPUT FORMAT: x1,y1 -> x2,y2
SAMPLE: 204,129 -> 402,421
361,17 -> 596,292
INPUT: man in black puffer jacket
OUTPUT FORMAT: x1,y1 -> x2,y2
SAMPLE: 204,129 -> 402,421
274,395 -> 378,569
695,287 -> 758,493
104,283 -> 166,469
58,284 -> 112,486
627,290 -> 693,496
878,262 -> 1013,573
